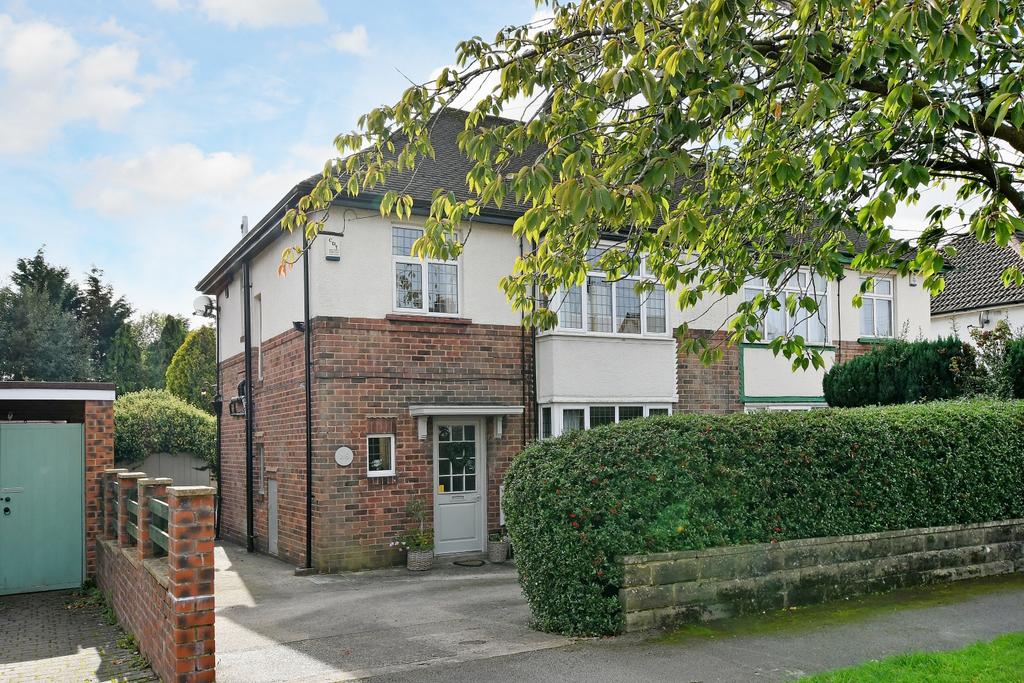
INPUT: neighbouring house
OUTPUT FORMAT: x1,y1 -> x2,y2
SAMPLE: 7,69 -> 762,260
931,233 -> 1024,339
195,110 -> 932,571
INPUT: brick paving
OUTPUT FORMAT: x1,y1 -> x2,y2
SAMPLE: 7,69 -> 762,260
0,589 -> 157,683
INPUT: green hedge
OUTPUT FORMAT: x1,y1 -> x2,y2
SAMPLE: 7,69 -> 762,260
502,401 -> 1024,636
114,389 -> 216,470
823,338 -> 977,407
1009,339 -> 1024,399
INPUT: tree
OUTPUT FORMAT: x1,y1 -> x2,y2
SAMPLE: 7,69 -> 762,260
287,0 -> 1024,366
11,247 -> 81,314
0,287 -> 93,381
144,315 -> 188,389
165,326 -> 216,413
105,323 -> 146,395
79,267 -> 132,370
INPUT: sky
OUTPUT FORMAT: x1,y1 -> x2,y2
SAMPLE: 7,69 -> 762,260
0,0 -> 541,320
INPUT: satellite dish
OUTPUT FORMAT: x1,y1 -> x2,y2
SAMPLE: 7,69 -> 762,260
334,446 -> 354,467
193,295 -> 215,318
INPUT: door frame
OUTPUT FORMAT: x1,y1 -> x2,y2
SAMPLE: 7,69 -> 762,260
431,417 -> 487,555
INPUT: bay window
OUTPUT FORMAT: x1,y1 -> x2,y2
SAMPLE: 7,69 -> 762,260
539,404 -> 672,437
554,257 -> 667,335
743,272 -> 828,343
392,226 -> 459,315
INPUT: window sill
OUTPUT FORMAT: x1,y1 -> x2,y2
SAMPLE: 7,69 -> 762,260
857,336 -> 897,344
538,329 -> 673,342
386,313 -> 472,325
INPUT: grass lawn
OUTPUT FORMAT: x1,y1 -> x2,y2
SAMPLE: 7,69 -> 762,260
801,632 -> 1024,682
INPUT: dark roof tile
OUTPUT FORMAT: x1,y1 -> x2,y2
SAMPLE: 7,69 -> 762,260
931,234 -> 1024,314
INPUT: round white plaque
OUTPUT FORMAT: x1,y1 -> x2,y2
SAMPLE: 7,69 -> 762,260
334,446 -> 354,467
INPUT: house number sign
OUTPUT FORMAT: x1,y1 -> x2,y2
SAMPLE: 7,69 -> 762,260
334,446 -> 354,467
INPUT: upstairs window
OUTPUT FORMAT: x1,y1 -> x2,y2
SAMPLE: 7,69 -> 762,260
392,227 -> 459,315
860,276 -> 894,337
554,250 -> 667,335
744,272 -> 828,343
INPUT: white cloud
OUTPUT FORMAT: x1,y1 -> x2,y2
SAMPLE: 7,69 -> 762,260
329,25 -> 369,56
76,144 -> 254,216
157,0 -> 327,28
0,14 -> 178,155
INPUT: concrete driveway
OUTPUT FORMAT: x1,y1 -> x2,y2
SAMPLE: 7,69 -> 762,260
214,542 -> 567,682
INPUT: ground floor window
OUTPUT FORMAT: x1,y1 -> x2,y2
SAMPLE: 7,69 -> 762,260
743,403 -> 827,413
539,403 -> 673,438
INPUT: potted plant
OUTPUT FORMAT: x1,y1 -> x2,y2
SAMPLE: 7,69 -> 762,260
487,529 -> 509,563
391,500 -> 434,571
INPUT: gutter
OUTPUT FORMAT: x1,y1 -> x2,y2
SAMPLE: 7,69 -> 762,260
214,299 -> 223,538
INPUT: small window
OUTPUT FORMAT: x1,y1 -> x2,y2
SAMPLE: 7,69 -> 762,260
618,406 -> 644,421
541,406 -> 552,439
563,408 -> 585,432
590,406 -> 616,427
367,434 -> 395,477
648,408 -> 669,417
860,276 -> 894,337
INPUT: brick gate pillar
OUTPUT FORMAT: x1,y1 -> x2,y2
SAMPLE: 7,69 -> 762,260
116,472 -> 145,548
137,477 -> 173,561
167,485 -> 217,682
101,468 -> 127,540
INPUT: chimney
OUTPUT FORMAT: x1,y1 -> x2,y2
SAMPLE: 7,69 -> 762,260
240,215 -> 249,235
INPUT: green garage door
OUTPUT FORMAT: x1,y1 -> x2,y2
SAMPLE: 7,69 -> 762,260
0,424 -> 84,595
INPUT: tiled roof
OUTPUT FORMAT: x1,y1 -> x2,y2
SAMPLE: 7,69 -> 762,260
301,108 -> 544,215
931,234 -> 1024,314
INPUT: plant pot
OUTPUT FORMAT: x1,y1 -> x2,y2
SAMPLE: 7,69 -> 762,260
407,549 -> 434,571
487,539 -> 509,564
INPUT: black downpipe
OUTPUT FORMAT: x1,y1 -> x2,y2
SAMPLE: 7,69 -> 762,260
214,300 -> 223,539
302,230 -> 314,570
242,261 -> 255,553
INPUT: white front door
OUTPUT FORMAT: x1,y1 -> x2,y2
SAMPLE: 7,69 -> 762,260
433,420 -> 486,554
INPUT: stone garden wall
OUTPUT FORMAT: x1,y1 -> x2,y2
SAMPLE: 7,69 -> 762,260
619,519 -> 1024,632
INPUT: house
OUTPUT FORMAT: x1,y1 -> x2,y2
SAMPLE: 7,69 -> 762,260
931,234 -> 1024,339
195,110 -> 932,571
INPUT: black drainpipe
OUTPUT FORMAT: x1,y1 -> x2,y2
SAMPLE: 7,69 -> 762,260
242,261 -> 255,553
214,297 -> 223,538
519,238 -> 529,446
302,230 -> 314,570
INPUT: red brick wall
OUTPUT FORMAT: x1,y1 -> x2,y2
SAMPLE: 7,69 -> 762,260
312,316 -> 531,570
217,315 -> 533,570
675,330 -> 743,414
84,400 -> 114,577
96,481 -> 216,683
218,328 -> 308,563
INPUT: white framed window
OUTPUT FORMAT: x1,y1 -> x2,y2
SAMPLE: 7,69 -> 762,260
541,404 -> 672,436
859,276 -> 894,337
743,272 -> 828,343
744,403 -> 827,413
392,226 -> 460,315
553,248 -> 667,336
367,434 -> 396,478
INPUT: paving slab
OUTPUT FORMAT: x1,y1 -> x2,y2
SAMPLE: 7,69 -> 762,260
0,589 -> 158,683
214,542 -> 568,682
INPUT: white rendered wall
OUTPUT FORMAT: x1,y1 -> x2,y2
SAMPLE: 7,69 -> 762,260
308,208 -> 521,326
741,346 -> 836,400
932,305 -> 1024,342
535,334 -> 678,404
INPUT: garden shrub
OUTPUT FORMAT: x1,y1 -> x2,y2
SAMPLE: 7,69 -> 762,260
823,337 -> 977,407
502,401 -> 1024,636
1004,338 -> 1024,399
114,389 -> 216,470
